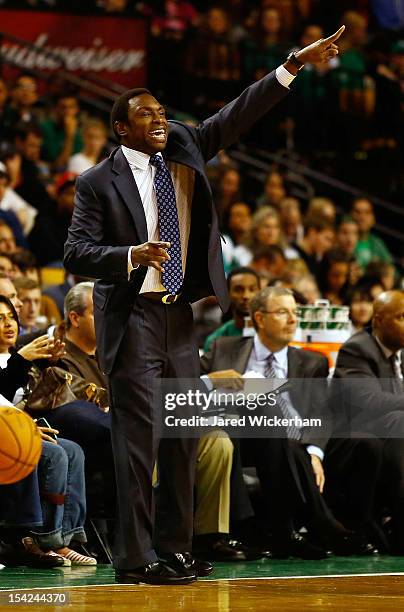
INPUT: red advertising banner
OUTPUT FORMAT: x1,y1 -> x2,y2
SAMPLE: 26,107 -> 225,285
0,9 -> 147,87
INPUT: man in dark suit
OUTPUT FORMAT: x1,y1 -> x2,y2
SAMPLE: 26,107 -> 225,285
332,290 -> 404,553
63,29 -> 346,584
201,286 -> 359,558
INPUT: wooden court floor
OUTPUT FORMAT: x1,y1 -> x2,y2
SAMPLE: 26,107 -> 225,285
1,576 -> 404,611
1,558 -> 404,611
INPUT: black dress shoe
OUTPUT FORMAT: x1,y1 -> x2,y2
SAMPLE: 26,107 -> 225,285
331,533 -> 379,556
194,538 -> 271,562
271,532 -> 330,560
159,552 -> 213,577
115,561 -> 197,585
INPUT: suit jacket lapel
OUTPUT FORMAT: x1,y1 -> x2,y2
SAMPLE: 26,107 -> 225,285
111,148 -> 148,243
287,346 -> 302,379
233,337 -> 254,374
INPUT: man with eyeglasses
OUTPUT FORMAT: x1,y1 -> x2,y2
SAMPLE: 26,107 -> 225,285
201,286 -> 378,557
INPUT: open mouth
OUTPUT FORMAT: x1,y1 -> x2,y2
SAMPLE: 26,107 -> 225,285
148,128 -> 167,142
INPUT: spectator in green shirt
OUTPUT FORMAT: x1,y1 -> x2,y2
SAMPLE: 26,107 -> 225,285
203,267 -> 260,352
351,197 -> 393,269
41,94 -> 83,170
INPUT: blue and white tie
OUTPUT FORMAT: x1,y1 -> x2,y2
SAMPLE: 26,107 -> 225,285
150,154 -> 183,295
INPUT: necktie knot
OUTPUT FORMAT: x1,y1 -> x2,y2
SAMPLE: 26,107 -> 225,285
149,154 -> 164,168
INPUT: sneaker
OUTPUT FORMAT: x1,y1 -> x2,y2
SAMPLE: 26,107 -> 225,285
55,547 -> 97,566
47,550 -> 71,567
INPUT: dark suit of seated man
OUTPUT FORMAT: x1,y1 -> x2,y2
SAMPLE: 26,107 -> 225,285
331,290 -> 404,554
200,286 -> 373,558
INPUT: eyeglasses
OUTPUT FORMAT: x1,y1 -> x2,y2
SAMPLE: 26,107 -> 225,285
259,309 -> 298,318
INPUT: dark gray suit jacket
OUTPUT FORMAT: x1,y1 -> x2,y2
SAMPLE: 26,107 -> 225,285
200,336 -> 331,449
64,71 -> 289,374
332,329 -> 404,433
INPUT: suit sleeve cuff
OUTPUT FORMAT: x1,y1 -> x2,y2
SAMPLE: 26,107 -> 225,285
276,65 -> 296,89
306,445 -> 324,461
201,374 -> 214,391
128,246 -> 139,280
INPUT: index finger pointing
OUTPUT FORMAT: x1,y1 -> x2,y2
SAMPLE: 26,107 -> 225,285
323,25 -> 345,45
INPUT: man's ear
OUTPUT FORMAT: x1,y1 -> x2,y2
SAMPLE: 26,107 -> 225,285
115,121 -> 127,138
69,311 -> 80,329
253,311 -> 264,331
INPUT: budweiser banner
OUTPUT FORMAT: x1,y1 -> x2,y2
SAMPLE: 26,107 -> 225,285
0,9 -> 147,87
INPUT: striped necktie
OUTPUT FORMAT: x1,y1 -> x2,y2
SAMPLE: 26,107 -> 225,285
264,353 -> 301,440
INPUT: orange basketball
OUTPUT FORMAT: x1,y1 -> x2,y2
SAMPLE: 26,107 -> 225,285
0,406 -> 42,484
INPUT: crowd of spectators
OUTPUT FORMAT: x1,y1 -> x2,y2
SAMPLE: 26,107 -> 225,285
0,0 -> 404,571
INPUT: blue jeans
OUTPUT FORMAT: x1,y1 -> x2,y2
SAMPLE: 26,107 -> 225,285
0,471 -> 42,528
32,438 -> 87,549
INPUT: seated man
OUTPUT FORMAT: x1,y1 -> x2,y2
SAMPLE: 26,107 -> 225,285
13,277 -> 44,335
332,290 -> 404,553
202,286 -> 377,557
204,267 -> 260,353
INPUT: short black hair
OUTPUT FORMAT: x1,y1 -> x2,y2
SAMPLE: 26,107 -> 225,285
227,266 -> 260,290
252,245 -> 286,263
110,88 -> 151,141
304,216 -> 335,234
14,121 -> 42,142
347,286 -> 373,305
10,249 -> 38,272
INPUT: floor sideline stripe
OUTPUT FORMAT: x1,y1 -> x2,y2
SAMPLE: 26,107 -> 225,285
1,572 -> 404,591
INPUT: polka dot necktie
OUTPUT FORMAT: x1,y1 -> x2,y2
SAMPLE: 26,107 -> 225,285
149,154 -> 183,295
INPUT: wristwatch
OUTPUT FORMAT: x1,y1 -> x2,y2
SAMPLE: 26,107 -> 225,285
286,51 -> 305,71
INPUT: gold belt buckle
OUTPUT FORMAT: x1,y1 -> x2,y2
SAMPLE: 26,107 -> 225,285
162,293 -> 179,304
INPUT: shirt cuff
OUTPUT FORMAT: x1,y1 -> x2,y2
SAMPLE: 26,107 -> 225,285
128,246 -> 139,280
276,65 -> 296,89
306,445 -> 324,462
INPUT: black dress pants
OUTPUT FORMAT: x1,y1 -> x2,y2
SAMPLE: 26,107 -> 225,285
108,296 -> 200,570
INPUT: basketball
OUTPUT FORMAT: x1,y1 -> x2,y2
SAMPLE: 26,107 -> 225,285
0,406 -> 42,485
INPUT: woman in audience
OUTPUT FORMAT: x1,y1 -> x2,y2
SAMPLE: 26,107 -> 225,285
221,201 -> 252,273
348,286 -> 374,335
67,119 -> 108,174
319,251 -> 351,305
238,206 -> 297,266
256,170 -> 286,209
0,295 -> 96,566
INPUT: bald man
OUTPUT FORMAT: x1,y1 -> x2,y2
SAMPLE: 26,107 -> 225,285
331,290 -> 404,554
